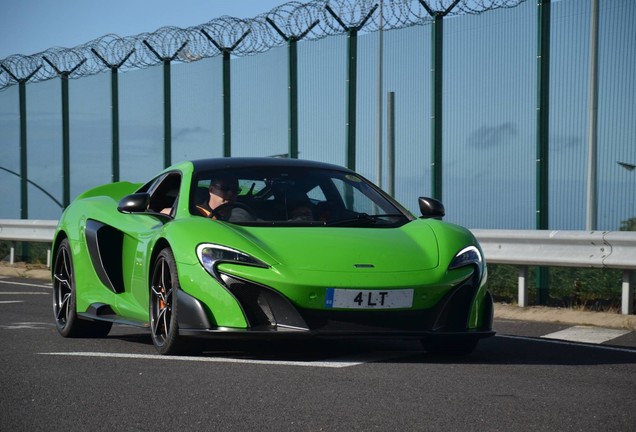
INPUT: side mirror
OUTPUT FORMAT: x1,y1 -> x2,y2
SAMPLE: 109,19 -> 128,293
118,193 -> 150,214
418,197 -> 445,219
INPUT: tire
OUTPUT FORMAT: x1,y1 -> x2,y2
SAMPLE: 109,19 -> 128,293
422,337 -> 479,356
52,238 -> 112,338
150,247 -> 188,355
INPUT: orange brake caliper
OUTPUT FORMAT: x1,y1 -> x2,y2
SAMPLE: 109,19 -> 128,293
159,287 -> 166,310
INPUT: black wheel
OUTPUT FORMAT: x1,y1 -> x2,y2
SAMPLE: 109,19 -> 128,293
52,238 -> 112,338
422,337 -> 479,356
150,248 -> 188,355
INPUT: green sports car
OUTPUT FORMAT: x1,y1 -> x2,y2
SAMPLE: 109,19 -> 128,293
52,158 -> 494,355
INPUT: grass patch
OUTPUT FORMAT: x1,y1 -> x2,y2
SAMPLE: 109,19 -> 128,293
0,240 -> 50,266
488,264 -> 625,312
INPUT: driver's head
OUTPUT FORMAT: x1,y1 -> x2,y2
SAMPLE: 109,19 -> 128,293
208,175 -> 239,207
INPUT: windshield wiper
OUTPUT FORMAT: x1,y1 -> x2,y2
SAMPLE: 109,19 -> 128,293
326,213 -> 406,227
374,213 -> 408,220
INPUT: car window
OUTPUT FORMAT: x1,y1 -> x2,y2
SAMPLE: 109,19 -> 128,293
306,185 -> 326,203
148,172 -> 181,215
191,166 -> 409,227
331,177 -> 397,216
239,179 -> 267,197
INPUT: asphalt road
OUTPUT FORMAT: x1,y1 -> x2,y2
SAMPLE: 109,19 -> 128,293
1,277 -> 635,432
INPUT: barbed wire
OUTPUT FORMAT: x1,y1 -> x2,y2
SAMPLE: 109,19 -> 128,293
0,0 -> 525,90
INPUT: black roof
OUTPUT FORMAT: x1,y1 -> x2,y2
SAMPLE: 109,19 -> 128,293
190,157 -> 353,173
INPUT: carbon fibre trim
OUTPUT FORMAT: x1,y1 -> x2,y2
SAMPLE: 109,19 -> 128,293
79,303 -> 149,328
176,289 -> 213,330
85,219 -> 125,294
178,328 -> 495,340
219,273 -> 309,330
77,288 -> 212,330
217,272 -> 491,335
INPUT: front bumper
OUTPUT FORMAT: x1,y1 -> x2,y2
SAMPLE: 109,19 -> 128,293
177,272 -> 495,340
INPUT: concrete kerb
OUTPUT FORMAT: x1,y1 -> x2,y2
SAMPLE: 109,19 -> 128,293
1,263 -> 635,330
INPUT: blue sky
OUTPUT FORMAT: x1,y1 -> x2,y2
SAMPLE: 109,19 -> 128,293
0,0 -> 633,229
0,0 -> 295,59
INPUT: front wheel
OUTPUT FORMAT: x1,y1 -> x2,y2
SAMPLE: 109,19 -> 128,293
150,247 -> 188,355
52,238 -> 112,338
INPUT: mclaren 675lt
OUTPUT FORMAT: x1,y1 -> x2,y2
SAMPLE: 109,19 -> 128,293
52,158 -> 494,355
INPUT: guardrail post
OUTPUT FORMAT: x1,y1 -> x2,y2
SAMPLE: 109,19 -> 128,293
622,271 -> 634,315
518,266 -> 529,307
9,241 -> 16,265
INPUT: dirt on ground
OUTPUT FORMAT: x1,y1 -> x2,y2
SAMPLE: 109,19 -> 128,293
495,302 -> 636,330
0,262 -> 51,280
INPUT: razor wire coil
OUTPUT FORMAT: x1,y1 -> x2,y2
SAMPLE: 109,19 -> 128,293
0,0 -> 525,90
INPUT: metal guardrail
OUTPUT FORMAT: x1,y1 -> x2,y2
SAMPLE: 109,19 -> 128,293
0,220 -> 634,314
0,219 -> 58,268
472,229 -> 636,315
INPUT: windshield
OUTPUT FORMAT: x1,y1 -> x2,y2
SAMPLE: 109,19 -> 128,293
190,166 -> 412,227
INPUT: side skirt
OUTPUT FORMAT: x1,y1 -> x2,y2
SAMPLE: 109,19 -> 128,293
78,303 -> 149,328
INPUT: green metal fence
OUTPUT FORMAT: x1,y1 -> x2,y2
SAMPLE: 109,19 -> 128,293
0,0 -> 634,234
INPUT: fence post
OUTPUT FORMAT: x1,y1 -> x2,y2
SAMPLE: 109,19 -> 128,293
430,14 -> 443,200
387,91 -> 395,196
201,29 -> 250,158
266,17 -> 319,159
1,65 -> 42,219
91,47 -> 135,182
112,67 -> 121,181
19,82 -> 29,219
42,56 -> 87,207
419,0 -> 461,202
142,40 -> 188,168
325,4 -> 378,171
536,0 -> 551,305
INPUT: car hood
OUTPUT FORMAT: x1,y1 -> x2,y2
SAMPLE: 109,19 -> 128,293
226,220 -> 439,272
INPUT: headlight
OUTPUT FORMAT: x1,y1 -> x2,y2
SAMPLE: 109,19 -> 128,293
449,245 -> 485,282
197,244 -> 267,280
449,246 -> 482,270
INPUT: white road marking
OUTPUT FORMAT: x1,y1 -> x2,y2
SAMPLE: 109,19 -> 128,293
39,351 -> 415,368
497,334 -> 636,354
541,326 -> 630,344
1,322 -> 51,329
0,292 -> 48,295
0,301 -> 24,304
0,280 -> 51,289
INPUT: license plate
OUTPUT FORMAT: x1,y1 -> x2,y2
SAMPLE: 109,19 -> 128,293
325,288 -> 414,309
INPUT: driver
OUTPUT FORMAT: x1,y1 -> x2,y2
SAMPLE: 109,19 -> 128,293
196,175 -> 254,221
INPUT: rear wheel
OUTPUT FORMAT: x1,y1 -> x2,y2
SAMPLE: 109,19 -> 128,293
52,238 -> 112,338
150,247 -> 188,355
